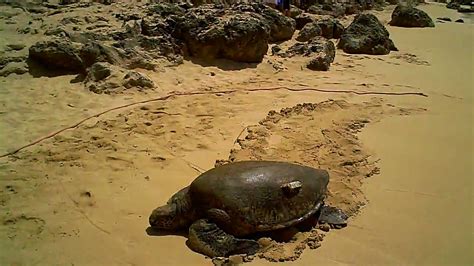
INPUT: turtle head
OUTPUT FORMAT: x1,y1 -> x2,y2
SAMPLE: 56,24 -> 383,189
149,204 -> 183,230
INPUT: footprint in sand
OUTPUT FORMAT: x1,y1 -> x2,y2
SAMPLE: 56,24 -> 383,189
2,215 -> 45,240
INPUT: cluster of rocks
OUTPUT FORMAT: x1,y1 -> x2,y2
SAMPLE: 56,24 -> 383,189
446,0 -> 474,13
1,1 -> 443,85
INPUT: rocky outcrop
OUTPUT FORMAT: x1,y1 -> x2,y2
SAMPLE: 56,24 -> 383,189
338,13 -> 397,55
389,5 -> 435,28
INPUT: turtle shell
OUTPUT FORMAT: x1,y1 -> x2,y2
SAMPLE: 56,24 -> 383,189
189,161 -> 329,237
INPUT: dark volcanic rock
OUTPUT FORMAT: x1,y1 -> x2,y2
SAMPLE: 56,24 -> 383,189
389,5 -> 435,28
29,39 -> 84,71
338,13 -> 397,55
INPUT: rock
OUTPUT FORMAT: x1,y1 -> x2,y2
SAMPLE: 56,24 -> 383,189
29,39 -> 84,71
86,62 -> 112,82
296,23 -> 322,42
318,223 -> 330,232
289,5 -> 303,18
278,37 -> 335,71
6,43 -> 26,51
306,56 -> 331,71
389,5 -> 435,28
232,3 -> 295,42
446,0 -> 470,9
296,18 -> 344,42
0,55 -> 27,69
338,13 -> 397,55
0,61 -> 28,77
437,17 -> 452,22
457,6 -> 474,13
446,1 -> 460,9
295,13 -> 314,30
455,18 -> 464,23
123,71 -> 154,89
316,18 -> 344,39
79,42 -> 124,69
172,4 -> 271,63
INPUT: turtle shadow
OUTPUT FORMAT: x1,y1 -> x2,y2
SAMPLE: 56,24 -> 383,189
145,226 -> 188,238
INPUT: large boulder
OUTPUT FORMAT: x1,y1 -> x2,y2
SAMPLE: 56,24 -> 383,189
170,4 -> 285,63
338,13 -> 397,55
389,5 -> 435,28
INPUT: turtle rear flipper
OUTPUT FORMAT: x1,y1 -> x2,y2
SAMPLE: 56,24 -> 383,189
187,219 -> 260,258
318,205 -> 348,228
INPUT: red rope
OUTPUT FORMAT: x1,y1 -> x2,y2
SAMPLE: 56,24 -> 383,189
0,86 -> 427,158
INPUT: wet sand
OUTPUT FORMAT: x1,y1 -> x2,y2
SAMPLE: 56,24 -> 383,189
0,3 -> 472,266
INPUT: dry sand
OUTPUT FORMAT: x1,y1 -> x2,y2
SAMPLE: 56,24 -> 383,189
0,2 -> 472,265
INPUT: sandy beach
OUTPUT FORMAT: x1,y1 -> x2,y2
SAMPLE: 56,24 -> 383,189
0,2 -> 472,265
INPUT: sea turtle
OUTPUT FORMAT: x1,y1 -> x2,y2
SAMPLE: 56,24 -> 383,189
149,161 -> 347,257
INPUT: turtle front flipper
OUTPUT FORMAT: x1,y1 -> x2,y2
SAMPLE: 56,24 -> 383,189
187,219 -> 260,258
318,205 -> 348,229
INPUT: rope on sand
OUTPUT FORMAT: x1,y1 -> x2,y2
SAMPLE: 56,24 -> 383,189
0,86 -> 428,159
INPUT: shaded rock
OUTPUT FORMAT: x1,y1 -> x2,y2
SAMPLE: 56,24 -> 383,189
173,4 -> 270,62
86,62 -> 112,82
437,17 -> 452,21
0,61 -> 28,77
455,18 -> 464,23
295,13 -> 314,30
277,37 -> 335,71
5,43 -> 26,51
146,3 -> 186,17
289,5 -> 303,18
306,56 -> 331,71
123,71 -> 154,89
315,18 -> 344,39
79,42 -> 124,69
29,39 -> 83,71
296,23 -> 322,42
232,3 -> 295,42
338,13 -> 397,55
0,55 -> 27,69
389,5 -> 435,28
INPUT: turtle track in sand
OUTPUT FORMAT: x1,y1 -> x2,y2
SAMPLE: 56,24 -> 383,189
215,98 -> 424,263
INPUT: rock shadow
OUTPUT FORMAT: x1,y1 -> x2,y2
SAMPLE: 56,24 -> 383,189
187,57 -> 259,71
26,58 -> 81,78
145,226 -> 188,238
